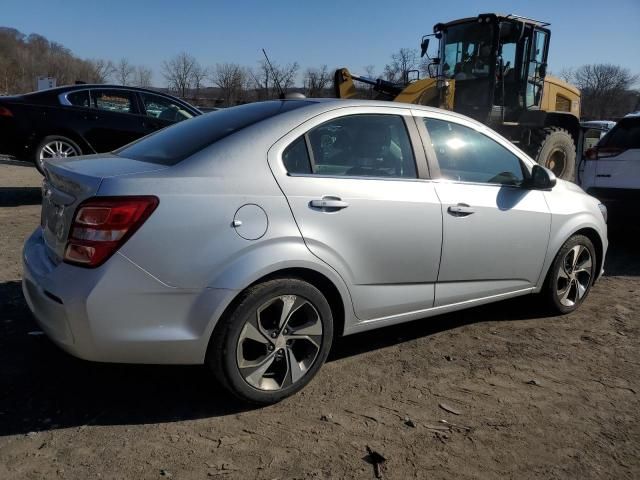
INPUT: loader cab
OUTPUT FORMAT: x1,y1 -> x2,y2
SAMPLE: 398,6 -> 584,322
435,14 -> 550,125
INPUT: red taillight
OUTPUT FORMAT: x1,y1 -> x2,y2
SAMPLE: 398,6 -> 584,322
0,105 -> 13,117
64,196 -> 158,267
596,147 -> 625,158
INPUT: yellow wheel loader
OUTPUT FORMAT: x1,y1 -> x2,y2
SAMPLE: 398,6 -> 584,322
334,13 -> 581,180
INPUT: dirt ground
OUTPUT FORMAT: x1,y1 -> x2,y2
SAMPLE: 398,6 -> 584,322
0,161 -> 638,480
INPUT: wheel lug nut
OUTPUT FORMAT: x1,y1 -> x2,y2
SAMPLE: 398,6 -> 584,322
286,340 -> 292,346
283,328 -> 289,334
270,332 -> 277,338
268,345 -> 274,351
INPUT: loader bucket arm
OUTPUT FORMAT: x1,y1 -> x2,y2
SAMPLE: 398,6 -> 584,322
334,68 -> 359,99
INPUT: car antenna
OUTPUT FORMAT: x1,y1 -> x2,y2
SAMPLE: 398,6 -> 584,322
262,49 -> 286,99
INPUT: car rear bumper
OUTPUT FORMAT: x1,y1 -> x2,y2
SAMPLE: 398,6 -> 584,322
22,228 -> 237,364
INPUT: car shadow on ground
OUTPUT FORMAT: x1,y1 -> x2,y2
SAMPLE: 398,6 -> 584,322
0,227 -> 637,437
0,279 -> 556,438
0,187 -> 41,207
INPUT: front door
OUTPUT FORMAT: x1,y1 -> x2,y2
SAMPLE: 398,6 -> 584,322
268,107 -> 443,321
416,113 -> 551,306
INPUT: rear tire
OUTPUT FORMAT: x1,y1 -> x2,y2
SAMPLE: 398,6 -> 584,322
531,127 -> 576,181
207,278 -> 334,404
33,135 -> 82,174
542,234 -> 596,314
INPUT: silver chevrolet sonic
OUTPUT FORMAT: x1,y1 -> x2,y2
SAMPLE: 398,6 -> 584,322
23,99 -> 608,403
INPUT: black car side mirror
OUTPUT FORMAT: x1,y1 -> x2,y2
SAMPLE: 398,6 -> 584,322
526,165 -> 556,190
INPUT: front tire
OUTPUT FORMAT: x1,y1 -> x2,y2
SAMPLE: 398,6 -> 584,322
33,135 -> 82,174
543,234 -> 596,314
207,278 -> 334,404
531,127 -> 576,181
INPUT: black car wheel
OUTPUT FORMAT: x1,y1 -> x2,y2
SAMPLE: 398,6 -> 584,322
207,278 -> 334,404
543,234 -> 596,314
34,135 -> 82,174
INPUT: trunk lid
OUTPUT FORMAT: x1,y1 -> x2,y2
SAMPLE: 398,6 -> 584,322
41,155 -> 168,262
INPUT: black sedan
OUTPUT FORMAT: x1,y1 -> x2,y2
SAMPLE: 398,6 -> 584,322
0,85 -> 201,173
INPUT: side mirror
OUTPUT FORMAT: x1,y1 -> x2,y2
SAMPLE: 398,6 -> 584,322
584,147 -> 598,160
420,37 -> 430,57
527,164 -> 556,190
538,63 -> 547,78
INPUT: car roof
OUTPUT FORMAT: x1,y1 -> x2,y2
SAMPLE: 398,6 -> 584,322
302,97 -> 488,127
21,84 -> 190,102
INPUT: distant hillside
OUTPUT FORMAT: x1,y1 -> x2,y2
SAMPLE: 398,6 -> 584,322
0,27 -> 102,95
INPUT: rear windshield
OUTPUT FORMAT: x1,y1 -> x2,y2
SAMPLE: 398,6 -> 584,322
115,100 -> 312,165
599,117 -> 640,149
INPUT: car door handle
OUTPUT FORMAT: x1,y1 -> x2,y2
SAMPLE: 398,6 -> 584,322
309,197 -> 349,211
448,204 -> 474,217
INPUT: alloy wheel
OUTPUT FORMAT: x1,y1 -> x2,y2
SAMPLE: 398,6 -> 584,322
40,140 -> 79,160
556,244 -> 593,307
236,295 -> 323,391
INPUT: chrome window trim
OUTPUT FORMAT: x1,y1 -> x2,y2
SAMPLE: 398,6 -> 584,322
58,89 -> 91,107
285,172 -> 429,183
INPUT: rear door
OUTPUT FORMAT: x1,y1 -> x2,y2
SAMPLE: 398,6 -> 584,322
413,110 -> 551,306
268,106 -> 443,321
84,88 -> 147,152
594,117 -> 640,191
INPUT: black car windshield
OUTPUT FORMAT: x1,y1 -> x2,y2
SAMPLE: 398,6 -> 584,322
116,100 -> 312,165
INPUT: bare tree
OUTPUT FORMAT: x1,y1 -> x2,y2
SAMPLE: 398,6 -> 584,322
162,52 -> 196,98
304,65 -> 330,97
134,65 -> 153,87
558,67 -> 575,84
251,59 -> 299,100
190,62 -> 208,97
88,59 -> 115,83
570,64 -> 639,118
116,58 -> 135,85
361,64 -> 378,98
211,63 -> 248,106
384,48 -> 419,84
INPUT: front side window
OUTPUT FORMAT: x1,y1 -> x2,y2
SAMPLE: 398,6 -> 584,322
140,92 -> 193,122
92,89 -> 134,114
282,114 -> 417,179
423,117 -> 524,185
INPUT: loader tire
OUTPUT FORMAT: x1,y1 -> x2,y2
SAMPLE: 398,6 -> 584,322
531,127 -> 576,181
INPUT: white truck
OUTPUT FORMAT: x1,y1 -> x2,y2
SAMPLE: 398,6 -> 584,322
579,115 -> 640,214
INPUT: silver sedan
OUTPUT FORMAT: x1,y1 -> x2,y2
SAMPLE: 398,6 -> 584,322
23,99 -> 608,403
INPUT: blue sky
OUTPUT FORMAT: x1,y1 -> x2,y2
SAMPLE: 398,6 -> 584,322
2,0 -> 639,86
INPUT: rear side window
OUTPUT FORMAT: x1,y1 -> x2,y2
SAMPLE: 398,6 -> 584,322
282,114 -> 417,179
92,89 -> 135,114
117,100 -> 311,165
66,91 -> 90,107
424,117 -> 524,185
283,137 -> 312,174
599,118 -> 640,150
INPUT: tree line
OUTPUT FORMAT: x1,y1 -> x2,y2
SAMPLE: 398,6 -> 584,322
0,27 -> 637,118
